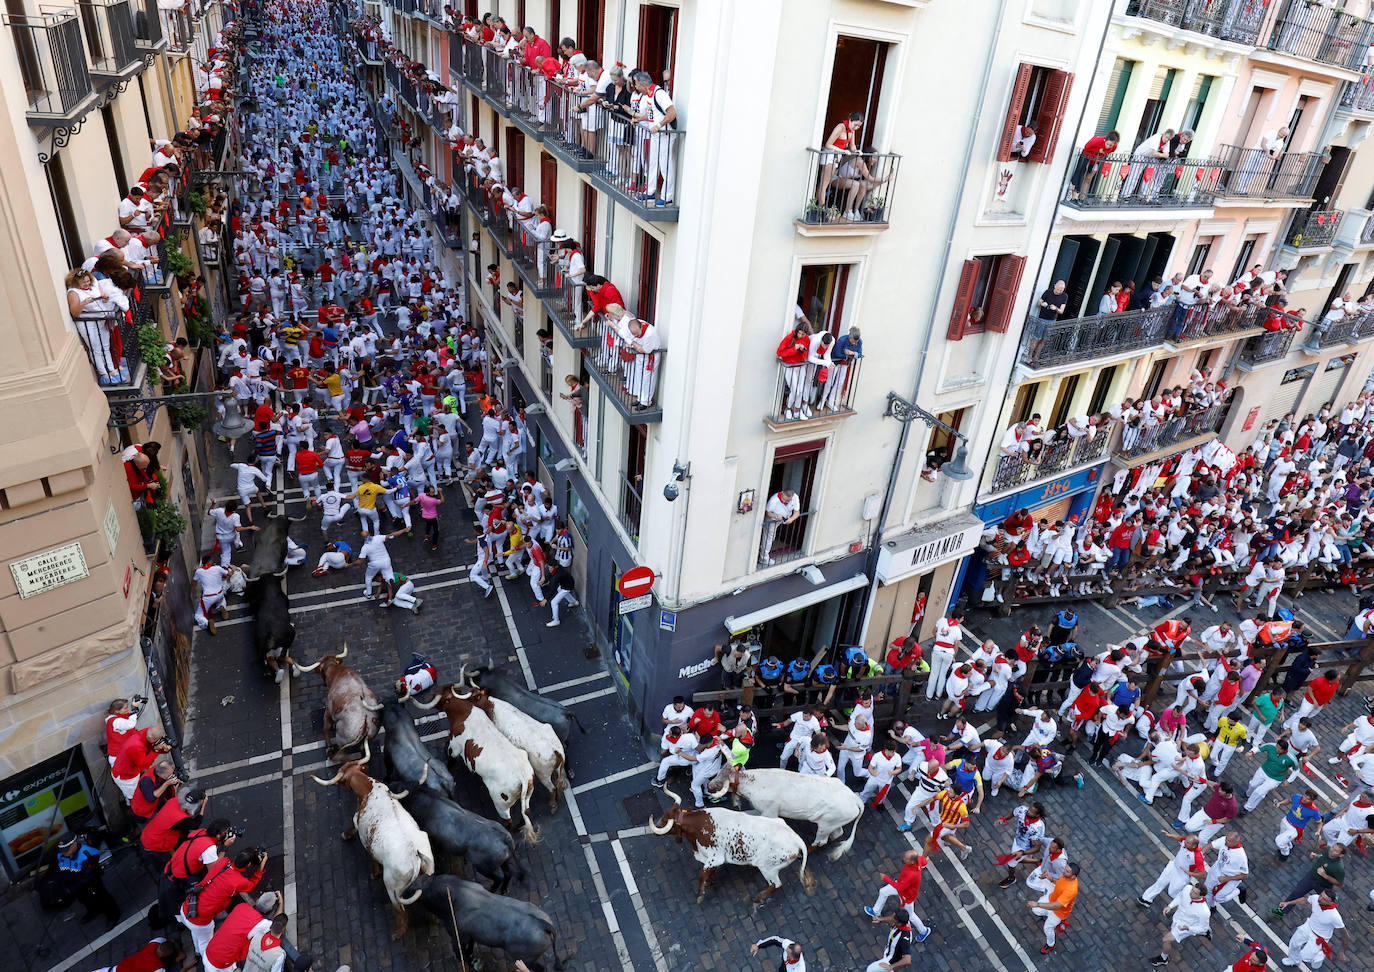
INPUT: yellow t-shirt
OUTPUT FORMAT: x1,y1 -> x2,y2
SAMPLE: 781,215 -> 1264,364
322,373 -> 343,397
355,482 -> 387,510
1215,717 -> 1248,748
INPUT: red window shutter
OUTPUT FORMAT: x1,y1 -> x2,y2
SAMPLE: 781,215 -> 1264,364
1030,70 -> 1074,164
947,260 -> 981,341
986,255 -> 1027,333
996,64 -> 1033,163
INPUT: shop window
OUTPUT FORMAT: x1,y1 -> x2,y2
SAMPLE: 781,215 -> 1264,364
997,63 -> 1074,163
948,254 -> 1026,339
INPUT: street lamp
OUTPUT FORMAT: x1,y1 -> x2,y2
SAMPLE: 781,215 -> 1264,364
105,390 -> 248,444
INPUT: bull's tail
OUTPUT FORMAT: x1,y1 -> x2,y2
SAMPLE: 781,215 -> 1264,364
829,804 -> 864,860
797,843 -> 815,895
550,752 -> 569,811
503,852 -> 526,889
550,926 -> 567,971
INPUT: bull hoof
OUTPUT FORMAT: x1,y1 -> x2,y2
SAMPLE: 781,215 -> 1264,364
695,893 -> 705,904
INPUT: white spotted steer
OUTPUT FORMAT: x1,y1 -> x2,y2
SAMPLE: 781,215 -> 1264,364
648,788 -> 814,911
707,766 -> 864,858
459,666 -> 569,811
312,742 -> 434,939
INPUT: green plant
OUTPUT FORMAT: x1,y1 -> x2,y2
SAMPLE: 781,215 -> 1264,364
165,244 -> 194,282
148,497 -> 188,548
187,190 -> 208,217
170,399 -> 208,429
136,323 -> 168,372
186,309 -> 216,347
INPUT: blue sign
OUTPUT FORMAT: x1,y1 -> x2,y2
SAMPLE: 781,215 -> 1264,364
973,464 -> 1104,526
659,610 -> 676,632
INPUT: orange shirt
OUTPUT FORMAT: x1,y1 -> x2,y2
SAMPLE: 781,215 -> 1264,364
1050,875 -> 1078,919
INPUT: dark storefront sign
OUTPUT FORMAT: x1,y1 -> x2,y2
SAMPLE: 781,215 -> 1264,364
972,464 -> 1103,525
0,746 -> 102,878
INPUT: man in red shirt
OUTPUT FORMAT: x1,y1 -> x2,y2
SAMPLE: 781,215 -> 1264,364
864,849 -> 931,940
112,726 -> 171,801
130,756 -> 181,819
104,697 -> 142,767
1107,513 -> 1139,574
1069,129 -> 1120,200
1284,668 -> 1341,732
285,362 -> 311,404
203,891 -> 278,972
688,703 -> 722,742
294,445 -> 324,502
1067,682 -> 1107,750
103,936 -> 193,972
580,274 -> 625,330
178,848 -> 267,961
141,788 -> 207,859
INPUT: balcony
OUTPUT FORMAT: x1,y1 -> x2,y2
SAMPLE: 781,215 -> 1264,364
797,148 -> 901,232
990,431 -> 1110,495
1061,152 -> 1222,210
764,357 -> 862,429
1340,76 -> 1374,114
580,316 -> 663,423
130,0 -> 163,52
77,311 -> 141,388
1116,402 -> 1229,460
1019,301 -> 1268,371
161,6 -> 191,52
78,0 -> 140,81
1312,309 -> 1374,349
1124,0 -> 1265,44
618,471 -> 643,545
1286,208 -> 1343,247
1214,144 -> 1321,200
1266,0 -> 1374,71
1360,213 -> 1374,245
760,512 -> 813,568
1239,326 -> 1299,365
510,224 -> 559,298
6,10 -> 96,122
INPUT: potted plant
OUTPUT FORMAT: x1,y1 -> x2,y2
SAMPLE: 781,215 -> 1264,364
168,399 -> 207,432
137,323 -> 169,376
803,202 -> 826,224
187,190 -> 208,218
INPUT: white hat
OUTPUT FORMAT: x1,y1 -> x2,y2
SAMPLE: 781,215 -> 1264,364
550,229 -> 571,244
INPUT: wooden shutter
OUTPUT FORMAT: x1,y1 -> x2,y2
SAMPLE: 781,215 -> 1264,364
1030,70 -> 1074,164
986,255 -> 1027,333
540,151 -> 558,223
946,260 -> 980,341
996,64 -> 1033,163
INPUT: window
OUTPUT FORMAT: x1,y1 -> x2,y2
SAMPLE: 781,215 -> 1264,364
1229,236 -> 1258,284
823,35 -> 890,151
1087,365 -> 1117,415
1187,238 -> 1215,277
620,424 -> 646,541
1048,374 -> 1080,428
566,480 -> 589,540
1133,67 -> 1178,149
44,156 -> 84,269
548,0 -> 561,45
577,0 -> 603,62
637,3 -> 677,91
505,128 -> 526,190
796,264 -> 852,337
927,408 -> 965,469
1143,359 -> 1168,400
103,105 -> 128,197
471,95 -> 480,137
947,254 -> 1026,339
1286,96 -> 1311,152
636,229 -> 660,321
540,150 -> 558,222
1097,58 -> 1136,135
1180,74 -> 1214,134
766,439 -> 824,561
997,64 -> 1074,163
580,181 -> 597,269
1196,348 -> 1218,374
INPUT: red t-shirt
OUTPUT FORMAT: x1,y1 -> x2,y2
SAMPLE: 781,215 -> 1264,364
1073,687 -> 1105,722
254,403 -> 276,426
112,730 -> 156,779
345,448 -> 372,472
204,903 -> 264,966
295,450 -> 323,475
1309,676 -> 1339,706
589,282 -> 625,314
287,366 -> 310,389
115,940 -> 170,972
140,799 -> 189,853
882,858 -> 927,903
182,859 -> 263,926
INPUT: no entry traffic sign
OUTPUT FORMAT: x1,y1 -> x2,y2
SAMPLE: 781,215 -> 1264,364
617,565 -> 656,598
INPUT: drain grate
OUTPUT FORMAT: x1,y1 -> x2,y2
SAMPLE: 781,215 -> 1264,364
623,791 -> 664,822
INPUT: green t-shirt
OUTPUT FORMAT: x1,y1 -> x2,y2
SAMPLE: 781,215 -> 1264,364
1312,848 -> 1344,890
1258,744 -> 1297,781
1253,693 -> 1284,725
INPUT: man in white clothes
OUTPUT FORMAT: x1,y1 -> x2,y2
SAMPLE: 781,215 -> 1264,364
833,713 -> 872,785
860,744 -> 904,807
1203,832 -> 1248,906
351,527 -> 406,598
1278,890 -> 1347,968
776,706 -> 822,769
193,555 -> 233,633
927,612 -> 966,700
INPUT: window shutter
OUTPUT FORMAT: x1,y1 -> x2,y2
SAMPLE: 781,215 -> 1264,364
986,255 -> 1026,333
1030,70 -> 1074,164
947,260 -> 980,341
996,64 -> 1033,163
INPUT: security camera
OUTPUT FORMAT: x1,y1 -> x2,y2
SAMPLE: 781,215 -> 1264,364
554,458 -> 577,472
663,482 -> 680,502
524,403 -> 546,415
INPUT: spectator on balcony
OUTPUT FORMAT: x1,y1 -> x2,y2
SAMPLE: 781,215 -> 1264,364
119,186 -> 155,234
603,66 -> 636,187
522,206 -> 555,285
67,268 -> 121,386
556,235 -> 587,291
1026,280 -> 1068,364
633,70 -> 678,208
1306,293 -> 1356,351
777,323 -> 814,421
124,232 -> 164,286
580,273 -> 626,332
1097,282 -> 1122,316
123,442 -> 162,508
820,327 -> 863,412
522,26 -> 552,70
999,416 -> 1041,457
1116,280 -> 1135,313
574,60 -> 611,159
1169,269 -> 1212,340
1124,128 -> 1174,201
759,488 -> 801,567
623,317 -> 662,412
1067,129 -> 1118,201
816,112 -> 864,211
1011,122 -> 1038,161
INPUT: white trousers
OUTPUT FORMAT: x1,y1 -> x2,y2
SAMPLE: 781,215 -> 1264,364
550,588 -> 578,621
1275,819 -> 1304,856
298,471 -> 321,501
321,504 -> 350,533
869,885 -> 929,933
926,648 -> 955,700
363,558 -> 391,595
837,749 -> 866,784
1243,767 -> 1284,811
1031,906 -> 1061,946
656,753 -> 691,781
1184,809 -> 1224,845
1142,863 -> 1190,903
176,909 -> 215,960
1284,925 -> 1329,967
391,579 -> 417,610
195,591 -> 226,629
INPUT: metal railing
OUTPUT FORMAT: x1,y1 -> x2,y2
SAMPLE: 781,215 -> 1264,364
161,5 -> 190,52
1287,208 -> 1343,246
78,0 -> 138,75
1024,303 -> 1169,369
1124,0 -> 1265,44
582,315 -> 663,415
1170,300 -> 1271,343
1062,151 -> 1223,208
460,36 -> 485,88
1340,76 -> 1374,113
447,28 -> 461,78
596,112 -> 682,208
990,429 -> 1111,494
760,511 -> 813,567
801,147 -> 901,225
1116,402 -> 1228,459
6,11 -> 94,117
76,311 -> 137,386
511,219 -> 549,285
484,46 -> 512,106
1240,326 -> 1300,364
618,471 -> 643,543
1312,309 -> 1374,349
131,0 -> 160,48
1215,144 -> 1321,199
767,356 -> 862,424
1361,214 -> 1374,244
1267,0 -> 1374,70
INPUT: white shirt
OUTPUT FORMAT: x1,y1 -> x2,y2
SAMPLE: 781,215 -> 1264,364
798,748 -> 835,776
1169,897 -> 1211,936
1298,895 -> 1345,940
210,508 -> 241,539
661,704 -> 690,728
787,712 -> 821,742
194,564 -> 229,595
934,618 -> 964,649
842,725 -> 873,753
867,751 -> 902,781
1023,713 -> 1057,748
765,491 -> 800,520
359,534 -> 392,565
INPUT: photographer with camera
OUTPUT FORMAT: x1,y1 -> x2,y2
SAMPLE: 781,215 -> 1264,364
103,695 -> 148,768
177,845 -> 268,963
112,724 -> 173,802
130,756 -> 185,820
154,818 -> 239,928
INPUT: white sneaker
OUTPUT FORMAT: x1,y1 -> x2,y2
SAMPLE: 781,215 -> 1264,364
569,599 -> 580,607
291,663 -> 302,678
275,668 -> 285,684
547,619 -> 560,627
800,405 -> 812,419
783,409 -> 797,421
844,209 -> 861,221
996,593 -> 1004,603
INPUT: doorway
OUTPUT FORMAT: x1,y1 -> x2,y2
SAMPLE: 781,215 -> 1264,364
637,3 -> 677,91
823,36 -> 889,150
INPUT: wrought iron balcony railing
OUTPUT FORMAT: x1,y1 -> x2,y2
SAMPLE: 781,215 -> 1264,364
801,148 -> 901,226
6,10 -> 94,119
77,0 -> 139,78
1062,152 -> 1223,209
1266,0 -> 1374,70
990,430 -> 1111,494
1124,0 -> 1265,45
1117,403 -> 1229,459
1287,209 -> 1343,247
767,357 -> 862,425
1215,143 -> 1321,199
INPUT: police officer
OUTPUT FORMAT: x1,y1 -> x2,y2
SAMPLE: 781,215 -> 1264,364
1048,607 -> 1078,647
753,655 -> 785,709
50,833 -> 120,924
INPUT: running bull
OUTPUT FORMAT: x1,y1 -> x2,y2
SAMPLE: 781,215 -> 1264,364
401,788 -> 523,893
465,658 -> 588,745
297,644 -> 384,760
401,874 -> 565,970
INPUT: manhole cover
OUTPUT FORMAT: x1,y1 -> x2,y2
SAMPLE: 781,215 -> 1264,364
957,887 -> 979,907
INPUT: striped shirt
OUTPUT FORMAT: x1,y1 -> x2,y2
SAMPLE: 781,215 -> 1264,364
935,790 -> 969,828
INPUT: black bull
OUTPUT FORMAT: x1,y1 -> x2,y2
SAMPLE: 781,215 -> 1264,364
245,513 -> 306,580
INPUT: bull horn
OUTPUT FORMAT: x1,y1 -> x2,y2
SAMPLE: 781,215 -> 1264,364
457,662 -> 468,687
417,764 -> 429,786
287,514 -> 308,522
273,568 -> 288,577
362,697 -> 385,711
312,766 -> 345,785
337,643 -> 349,660
410,694 -> 441,710
389,788 -> 409,799
396,686 -> 411,701
358,740 -> 371,766
296,659 -> 322,673
663,787 -> 682,808
452,687 -> 472,700
398,885 -> 423,906
647,813 -> 673,835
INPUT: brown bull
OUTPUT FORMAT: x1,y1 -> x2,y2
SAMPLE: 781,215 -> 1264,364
297,644 -> 383,760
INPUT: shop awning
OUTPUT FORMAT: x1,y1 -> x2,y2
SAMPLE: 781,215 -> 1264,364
722,573 -> 868,636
